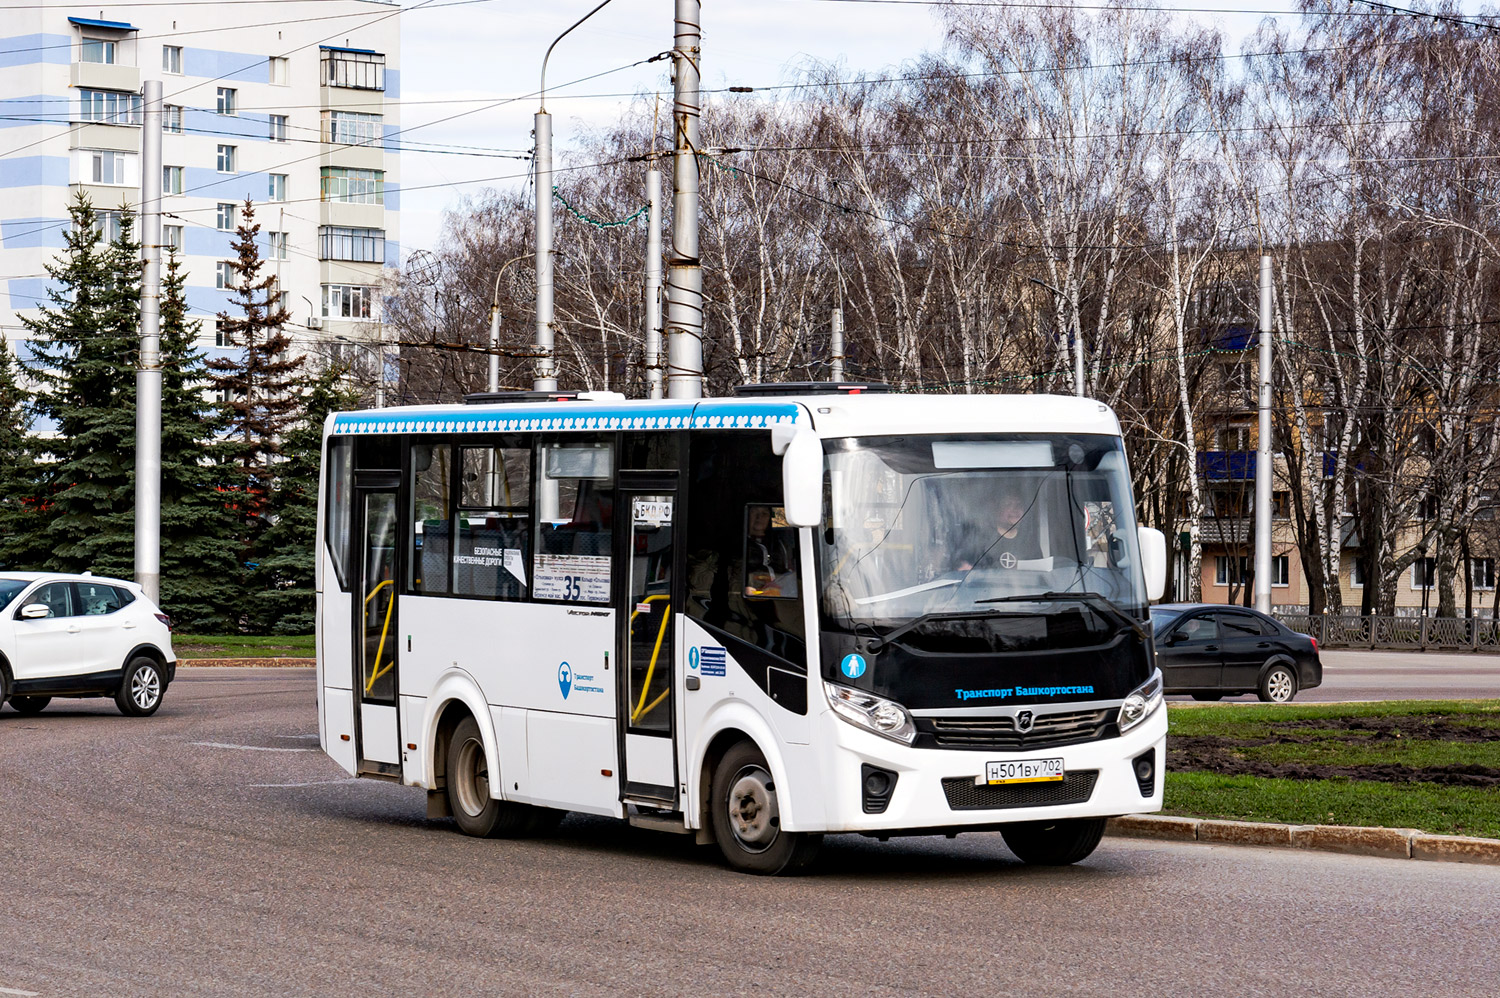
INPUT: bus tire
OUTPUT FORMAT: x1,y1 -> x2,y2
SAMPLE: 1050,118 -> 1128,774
445,715 -> 531,838
709,740 -> 822,876
1001,817 -> 1107,866
115,657 -> 165,716
9,695 -> 50,715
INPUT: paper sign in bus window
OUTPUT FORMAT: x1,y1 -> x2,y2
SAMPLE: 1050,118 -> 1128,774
535,554 -> 611,602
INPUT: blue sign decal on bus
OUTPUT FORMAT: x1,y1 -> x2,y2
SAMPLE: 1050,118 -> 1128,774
699,647 -> 726,677
688,646 -> 700,670
841,654 -> 867,679
558,662 -> 572,699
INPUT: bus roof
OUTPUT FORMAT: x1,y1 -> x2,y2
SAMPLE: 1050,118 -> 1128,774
326,393 -> 1121,439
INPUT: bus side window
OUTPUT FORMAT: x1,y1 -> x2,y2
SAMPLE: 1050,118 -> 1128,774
535,441 -> 614,603
409,443 -> 452,594
324,438 -> 353,591
454,443 -> 532,600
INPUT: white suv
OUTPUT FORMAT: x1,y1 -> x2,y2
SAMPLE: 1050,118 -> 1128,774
0,573 -> 177,717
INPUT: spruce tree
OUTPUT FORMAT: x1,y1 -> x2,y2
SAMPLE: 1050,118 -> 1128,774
0,335 -> 41,570
206,199 -> 303,561
252,363 -> 361,633
155,248 -> 240,630
22,193 -> 141,576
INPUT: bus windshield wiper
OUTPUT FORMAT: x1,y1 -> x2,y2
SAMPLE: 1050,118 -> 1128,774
975,591 -> 1148,642
865,609 -> 1003,653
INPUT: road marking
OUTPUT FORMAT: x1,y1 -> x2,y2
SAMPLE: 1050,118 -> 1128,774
189,741 -> 315,753
0,986 -> 41,996
250,778 -> 362,788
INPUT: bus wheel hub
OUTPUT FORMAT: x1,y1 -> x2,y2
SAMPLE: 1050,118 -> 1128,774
728,767 -> 779,850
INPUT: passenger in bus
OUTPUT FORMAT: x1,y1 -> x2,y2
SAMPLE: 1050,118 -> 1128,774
955,487 -> 1046,571
744,504 -> 799,598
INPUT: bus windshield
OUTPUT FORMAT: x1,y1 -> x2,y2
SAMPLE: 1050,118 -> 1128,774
818,433 -> 1147,631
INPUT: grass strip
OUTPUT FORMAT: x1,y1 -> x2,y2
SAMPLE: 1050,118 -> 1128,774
173,633 -> 315,658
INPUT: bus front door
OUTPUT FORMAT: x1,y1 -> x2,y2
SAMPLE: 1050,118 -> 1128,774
354,478 -> 402,772
618,490 -> 679,807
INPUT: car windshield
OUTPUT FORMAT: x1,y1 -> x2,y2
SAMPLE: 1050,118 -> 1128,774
1149,607 -> 1185,633
818,433 -> 1147,631
0,579 -> 29,612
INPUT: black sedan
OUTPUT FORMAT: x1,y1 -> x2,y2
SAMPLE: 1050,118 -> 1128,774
1149,603 -> 1322,703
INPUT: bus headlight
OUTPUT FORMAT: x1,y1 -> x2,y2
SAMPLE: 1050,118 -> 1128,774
824,682 -> 917,745
1118,670 -> 1164,733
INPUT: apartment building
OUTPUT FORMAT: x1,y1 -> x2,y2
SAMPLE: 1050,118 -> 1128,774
0,1 -> 400,382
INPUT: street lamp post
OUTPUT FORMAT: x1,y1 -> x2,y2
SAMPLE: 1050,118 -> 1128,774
1029,276 -> 1085,397
487,253 -> 535,395
335,334 -> 385,408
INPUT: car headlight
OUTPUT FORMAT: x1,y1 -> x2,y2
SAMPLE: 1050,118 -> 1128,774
824,682 -> 917,745
1118,670 -> 1164,733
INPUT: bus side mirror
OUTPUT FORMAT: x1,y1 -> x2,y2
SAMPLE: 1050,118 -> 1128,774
1138,526 -> 1167,601
781,427 -> 823,528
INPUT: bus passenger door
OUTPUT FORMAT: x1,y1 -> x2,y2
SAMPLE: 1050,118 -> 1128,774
618,489 -> 679,807
354,477 -> 402,772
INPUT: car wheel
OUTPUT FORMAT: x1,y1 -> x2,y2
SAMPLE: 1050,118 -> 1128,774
115,657 -> 165,716
1001,816 -> 1108,865
709,740 -> 822,875
1191,693 -> 1224,702
445,715 -> 533,838
1258,664 -> 1298,703
9,695 -> 51,715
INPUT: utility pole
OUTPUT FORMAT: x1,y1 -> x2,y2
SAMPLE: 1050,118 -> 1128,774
665,0 -> 703,399
135,79 -> 163,604
644,165 -> 664,399
830,306 -> 845,382
533,103 -> 556,392
1254,254 -> 1273,615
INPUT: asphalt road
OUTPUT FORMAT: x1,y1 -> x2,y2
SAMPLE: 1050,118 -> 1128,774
2,668 -> 1498,997
1169,648 -> 1500,703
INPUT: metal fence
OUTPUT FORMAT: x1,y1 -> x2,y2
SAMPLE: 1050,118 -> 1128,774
1276,614 -> 1500,651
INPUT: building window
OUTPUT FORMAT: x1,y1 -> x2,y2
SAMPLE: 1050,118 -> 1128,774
1214,556 -> 1248,587
1271,555 -> 1290,587
1412,558 -> 1437,591
216,202 -> 237,230
162,45 -> 182,74
268,174 -> 287,201
1273,490 -> 1290,518
89,210 -> 124,243
320,167 -> 385,204
80,38 -> 116,65
322,284 -> 379,320
84,149 -> 131,185
266,231 -> 288,261
1420,494 -> 1440,520
214,320 -> 230,348
164,104 -> 183,133
319,225 -> 385,263
163,165 -> 183,195
216,87 -> 237,116
216,144 -> 236,173
79,89 -> 141,125
269,114 -> 288,142
1472,558 -> 1496,591
164,224 -> 183,251
1350,557 -> 1365,589
269,56 -> 289,85
321,48 -> 385,91
216,261 -> 236,290
323,110 -> 382,146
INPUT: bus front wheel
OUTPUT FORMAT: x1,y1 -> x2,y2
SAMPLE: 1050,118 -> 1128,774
1001,817 -> 1107,865
445,715 -> 532,838
709,741 -> 822,875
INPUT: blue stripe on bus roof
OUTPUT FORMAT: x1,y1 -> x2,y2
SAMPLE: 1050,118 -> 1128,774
328,401 -> 804,435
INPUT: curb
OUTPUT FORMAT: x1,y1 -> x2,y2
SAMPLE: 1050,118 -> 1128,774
1107,814 -> 1500,866
177,658 -> 315,668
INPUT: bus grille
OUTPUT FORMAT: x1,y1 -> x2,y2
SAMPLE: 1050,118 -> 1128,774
940,771 -> 1099,811
920,709 -> 1115,751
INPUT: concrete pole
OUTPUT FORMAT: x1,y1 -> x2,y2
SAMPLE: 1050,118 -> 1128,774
1254,254 -> 1274,614
487,306 -> 501,393
830,306 -> 845,382
135,79 -> 163,604
665,0 -> 703,399
533,110 -> 556,392
1073,319 -> 1085,397
644,166 -> 664,399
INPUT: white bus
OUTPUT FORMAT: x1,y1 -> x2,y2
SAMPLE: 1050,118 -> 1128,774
316,384 -> 1169,874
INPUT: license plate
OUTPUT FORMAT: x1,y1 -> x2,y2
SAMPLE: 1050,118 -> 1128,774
984,758 -> 1065,785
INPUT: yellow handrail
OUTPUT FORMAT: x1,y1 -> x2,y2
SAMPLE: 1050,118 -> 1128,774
629,592 -> 670,623
364,580 -> 396,694
630,603 -> 672,722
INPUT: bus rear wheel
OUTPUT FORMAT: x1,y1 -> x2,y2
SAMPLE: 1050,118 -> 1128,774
709,741 -> 822,875
445,715 -> 533,838
1001,817 -> 1107,866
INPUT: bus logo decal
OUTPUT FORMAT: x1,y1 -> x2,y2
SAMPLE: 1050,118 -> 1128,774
1016,710 -> 1035,733
840,654 -> 867,680
558,662 -> 572,700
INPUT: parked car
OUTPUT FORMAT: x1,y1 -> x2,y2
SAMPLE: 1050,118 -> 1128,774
1150,603 -> 1321,703
0,573 -> 176,717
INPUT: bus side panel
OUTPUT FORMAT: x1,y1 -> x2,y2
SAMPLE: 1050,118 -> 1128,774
323,686 -> 358,775
319,580 -> 355,775
524,710 -> 622,818
493,706 -> 529,798
400,695 -> 426,784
